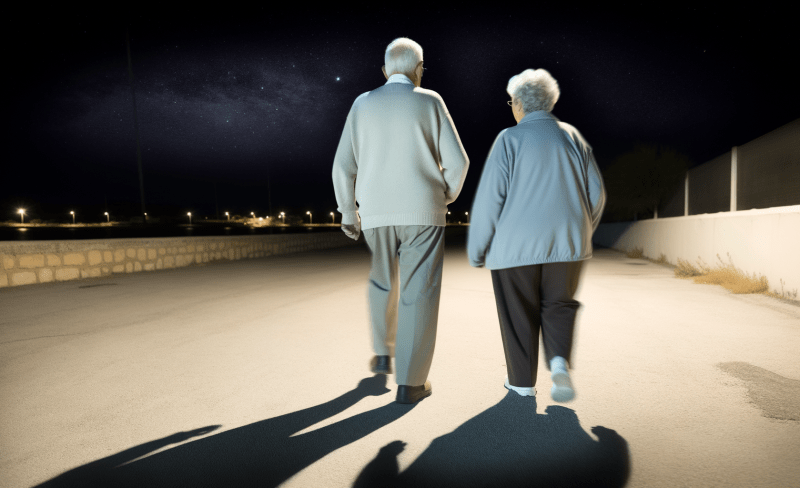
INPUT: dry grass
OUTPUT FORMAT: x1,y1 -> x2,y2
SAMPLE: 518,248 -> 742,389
622,246 -> 798,301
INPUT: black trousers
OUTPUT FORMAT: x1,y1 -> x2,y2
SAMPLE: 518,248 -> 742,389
490,260 -> 584,388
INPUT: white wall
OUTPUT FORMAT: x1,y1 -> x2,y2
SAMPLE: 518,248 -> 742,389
592,205 -> 800,299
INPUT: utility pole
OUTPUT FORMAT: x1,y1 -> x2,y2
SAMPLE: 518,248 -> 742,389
214,181 -> 220,220
126,27 -> 147,222
268,169 -> 273,218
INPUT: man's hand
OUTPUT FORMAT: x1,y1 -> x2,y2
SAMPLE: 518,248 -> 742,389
342,223 -> 360,240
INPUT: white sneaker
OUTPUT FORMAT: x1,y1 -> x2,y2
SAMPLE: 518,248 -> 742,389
505,376 -> 536,396
550,372 -> 575,402
549,356 -> 575,402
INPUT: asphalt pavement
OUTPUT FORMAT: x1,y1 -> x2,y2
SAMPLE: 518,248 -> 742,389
1,227 -> 799,488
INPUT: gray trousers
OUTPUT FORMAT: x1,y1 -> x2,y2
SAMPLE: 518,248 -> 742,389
363,225 -> 445,386
490,260 -> 584,388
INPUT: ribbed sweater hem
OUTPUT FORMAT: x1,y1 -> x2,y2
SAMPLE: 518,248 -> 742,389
484,254 -> 593,270
360,212 -> 446,230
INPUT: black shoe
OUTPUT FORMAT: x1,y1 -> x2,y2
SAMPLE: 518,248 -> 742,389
396,381 -> 432,404
370,355 -> 392,374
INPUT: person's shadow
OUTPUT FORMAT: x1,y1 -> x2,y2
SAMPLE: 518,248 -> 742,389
353,391 -> 630,488
35,375 -> 415,488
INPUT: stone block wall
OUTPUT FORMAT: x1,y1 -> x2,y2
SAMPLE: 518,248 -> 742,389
0,232 -> 361,288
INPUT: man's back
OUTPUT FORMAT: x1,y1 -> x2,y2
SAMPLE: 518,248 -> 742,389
332,75 -> 469,230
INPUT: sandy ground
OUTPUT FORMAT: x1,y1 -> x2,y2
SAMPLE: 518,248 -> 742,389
1,227 -> 799,487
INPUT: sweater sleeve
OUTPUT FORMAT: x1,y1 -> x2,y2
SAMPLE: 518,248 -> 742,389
467,130 -> 509,267
586,149 -> 606,233
437,97 -> 470,205
331,109 -> 360,226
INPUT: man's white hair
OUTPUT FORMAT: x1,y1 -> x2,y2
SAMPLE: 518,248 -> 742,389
507,69 -> 560,114
384,37 -> 423,77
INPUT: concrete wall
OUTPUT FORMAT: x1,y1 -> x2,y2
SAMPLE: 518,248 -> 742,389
688,151 -> 731,215
654,118 -> 800,220
592,205 -> 800,300
738,118 -> 800,210
0,232 -> 360,288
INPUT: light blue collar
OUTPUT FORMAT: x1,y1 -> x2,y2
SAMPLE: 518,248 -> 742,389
518,110 -> 558,124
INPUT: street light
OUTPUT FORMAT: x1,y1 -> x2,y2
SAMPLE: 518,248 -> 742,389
70,211 -> 75,224
18,208 -> 25,223
280,212 -> 285,224
104,212 -> 109,222
187,212 -> 192,224
465,211 -> 469,223
225,211 -> 230,221
306,211 -> 312,224
144,212 -> 148,221
330,212 -> 335,224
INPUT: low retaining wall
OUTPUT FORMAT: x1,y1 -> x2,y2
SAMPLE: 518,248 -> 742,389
592,205 -> 800,300
0,232 -> 361,288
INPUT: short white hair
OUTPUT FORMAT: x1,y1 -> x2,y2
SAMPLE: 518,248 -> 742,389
507,69 -> 560,113
384,37 -> 423,77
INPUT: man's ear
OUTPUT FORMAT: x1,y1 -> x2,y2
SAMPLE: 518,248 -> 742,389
382,65 -> 388,80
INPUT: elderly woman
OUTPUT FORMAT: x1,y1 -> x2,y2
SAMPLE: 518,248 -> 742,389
467,69 -> 606,402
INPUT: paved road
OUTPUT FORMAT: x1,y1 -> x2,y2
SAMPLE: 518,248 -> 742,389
2,227 -> 799,487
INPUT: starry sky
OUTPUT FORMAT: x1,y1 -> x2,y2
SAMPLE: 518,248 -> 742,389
6,4 -> 798,223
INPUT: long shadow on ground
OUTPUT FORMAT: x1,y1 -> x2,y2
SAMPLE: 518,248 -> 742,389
354,391 -> 630,488
35,375 -> 414,488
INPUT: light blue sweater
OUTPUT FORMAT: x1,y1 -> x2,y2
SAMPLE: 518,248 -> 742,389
332,74 -> 470,229
467,111 -> 606,269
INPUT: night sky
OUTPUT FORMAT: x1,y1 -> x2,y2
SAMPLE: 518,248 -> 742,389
6,4 -> 798,223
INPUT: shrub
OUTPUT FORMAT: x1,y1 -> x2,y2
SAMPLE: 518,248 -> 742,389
626,247 -> 643,259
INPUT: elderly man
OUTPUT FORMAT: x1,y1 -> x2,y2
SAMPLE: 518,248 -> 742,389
332,38 -> 469,404
468,69 -> 606,403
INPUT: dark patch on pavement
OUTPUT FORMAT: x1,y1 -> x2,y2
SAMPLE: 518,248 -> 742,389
717,362 -> 800,421
78,283 -> 118,288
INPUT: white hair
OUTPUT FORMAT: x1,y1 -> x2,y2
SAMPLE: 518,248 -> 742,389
506,69 -> 560,114
384,37 -> 423,77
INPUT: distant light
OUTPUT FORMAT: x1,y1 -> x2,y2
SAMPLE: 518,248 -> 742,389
336,77 -> 340,81
18,208 -> 24,214
70,211 -> 74,215
188,212 -> 191,216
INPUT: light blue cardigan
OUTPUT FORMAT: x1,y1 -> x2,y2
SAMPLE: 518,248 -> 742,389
467,110 -> 606,269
